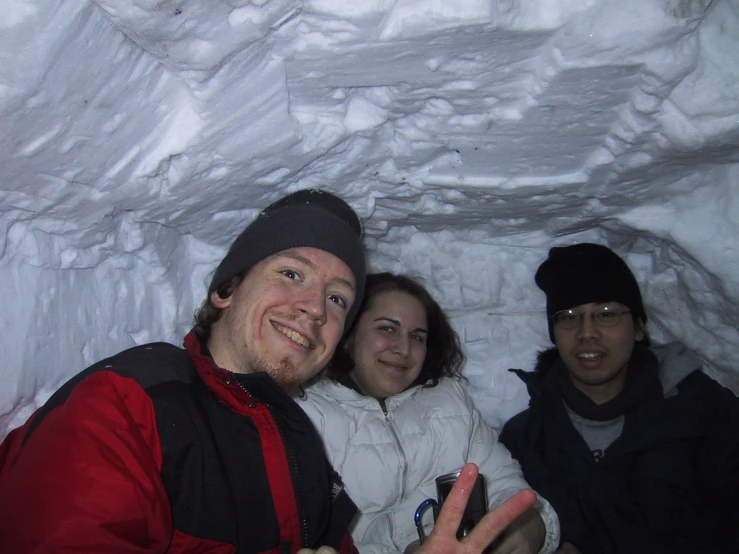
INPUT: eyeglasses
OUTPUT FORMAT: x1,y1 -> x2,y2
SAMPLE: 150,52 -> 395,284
552,307 -> 632,330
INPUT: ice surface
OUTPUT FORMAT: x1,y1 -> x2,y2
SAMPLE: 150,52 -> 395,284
1,0 -> 738,437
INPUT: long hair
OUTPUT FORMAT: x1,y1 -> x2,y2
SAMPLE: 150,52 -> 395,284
329,272 -> 465,388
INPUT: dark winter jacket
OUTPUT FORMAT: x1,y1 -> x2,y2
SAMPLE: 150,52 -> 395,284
0,330 -> 358,554
499,342 -> 739,554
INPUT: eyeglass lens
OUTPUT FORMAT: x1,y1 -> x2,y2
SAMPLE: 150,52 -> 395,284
553,308 -> 630,329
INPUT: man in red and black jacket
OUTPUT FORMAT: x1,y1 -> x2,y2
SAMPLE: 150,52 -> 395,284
0,189 -> 537,554
0,190 -> 366,554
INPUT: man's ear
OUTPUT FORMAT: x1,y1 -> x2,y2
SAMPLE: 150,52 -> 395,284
211,290 -> 232,309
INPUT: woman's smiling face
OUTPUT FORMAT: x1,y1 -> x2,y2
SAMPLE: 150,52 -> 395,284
348,290 -> 428,400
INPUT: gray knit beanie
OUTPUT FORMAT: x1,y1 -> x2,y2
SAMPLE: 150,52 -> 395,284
209,189 -> 366,328
535,243 -> 647,343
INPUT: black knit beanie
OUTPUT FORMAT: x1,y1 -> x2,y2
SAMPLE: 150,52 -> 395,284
209,189 -> 366,328
535,243 -> 647,343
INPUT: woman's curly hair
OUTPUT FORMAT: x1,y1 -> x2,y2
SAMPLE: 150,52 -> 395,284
329,272 -> 465,388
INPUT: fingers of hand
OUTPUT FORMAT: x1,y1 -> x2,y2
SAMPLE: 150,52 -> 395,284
463,489 -> 537,552
429,463 -> 481,538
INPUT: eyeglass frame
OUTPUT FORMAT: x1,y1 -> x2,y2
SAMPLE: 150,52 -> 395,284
551,306 -> 633,331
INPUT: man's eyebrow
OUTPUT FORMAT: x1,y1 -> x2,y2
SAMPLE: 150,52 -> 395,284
333,277 -> 356,292
279,252 -> 315,269
278,252 -> 356,292
373,316 -> 428,334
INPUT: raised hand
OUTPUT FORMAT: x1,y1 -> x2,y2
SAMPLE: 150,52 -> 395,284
417,464 -> 536,554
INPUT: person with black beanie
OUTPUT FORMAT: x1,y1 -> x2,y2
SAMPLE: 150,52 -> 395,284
0,188 -> 535,554
499,243 -> 739,554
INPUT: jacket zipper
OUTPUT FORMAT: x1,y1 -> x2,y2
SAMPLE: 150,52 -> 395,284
234,379 -> 310,549
286,438 -> 311,547
380,400 -> 408,551
232,378 -> 258,409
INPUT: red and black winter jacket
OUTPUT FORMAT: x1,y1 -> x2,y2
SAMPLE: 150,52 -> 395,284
0,330 -> 358,554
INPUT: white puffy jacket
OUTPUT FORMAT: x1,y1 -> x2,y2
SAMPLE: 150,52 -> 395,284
298,377 -> 560,554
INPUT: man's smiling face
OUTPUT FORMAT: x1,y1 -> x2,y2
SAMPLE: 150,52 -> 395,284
208,247 -> 356,391
553,301 -> 644,404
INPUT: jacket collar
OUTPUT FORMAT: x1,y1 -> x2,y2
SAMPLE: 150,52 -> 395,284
305,375 -> 423,408
183,329 -> 297,414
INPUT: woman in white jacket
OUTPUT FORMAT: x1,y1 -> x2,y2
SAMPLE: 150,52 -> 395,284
298,273 -> 559,554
